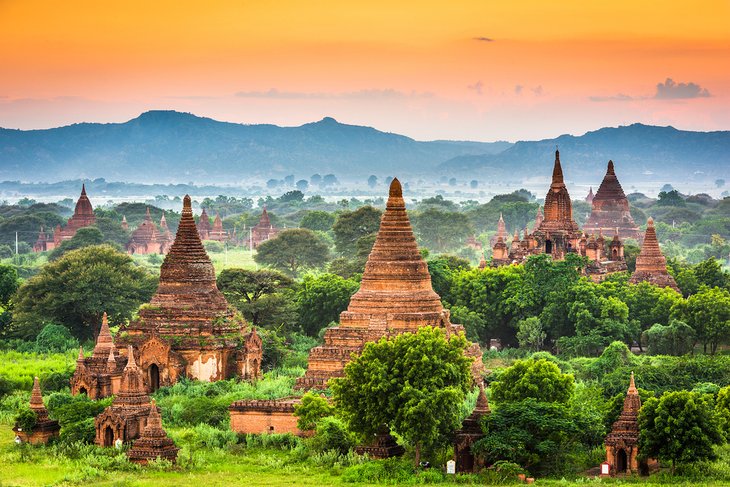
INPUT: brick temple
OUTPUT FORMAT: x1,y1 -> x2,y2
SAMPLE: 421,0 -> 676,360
197,207 -> 212,240
13,377 -> 60,445
296,178 -> 482,390
583,161 -> 642,240
249,207 -> 279,248
208,213 -> 229,242
95,346 -> 152,446
454,384 -> 490,473
33,185 -> 96,252
629,217 -> 680,292
127,399 -> 179,465
70,313 -> 124,399
604,373 -> 657,475
116,194 -> 262,389
489,150 -> 627,281
126,208 -> 173,255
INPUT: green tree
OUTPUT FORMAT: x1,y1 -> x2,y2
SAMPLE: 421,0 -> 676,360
411,208 -> 474,252
639,391 -> 724,474
331,327 -> 472,466
254,228 -> 330,277
642,320 -> 695,355
657,190 -> 686,207
296,274 -> 358,336
35,323 -> 79,353
11,245 -> 157,340
0,263 -> 19,306
293,392 -> 334,431
716,385 -> 730,439
300,211 -> 336,232
48,226 -> 105,261
694,258 -> 730,290
491,358 -> 574,404
516,317 -> 546,351
676,286 -> 730,354
217,268 -> 295,327
332,206 -> 382,255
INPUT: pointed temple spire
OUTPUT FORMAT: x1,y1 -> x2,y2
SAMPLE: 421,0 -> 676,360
93,312 -> 114,358
584,160 -> 640,240
604,373 -> 650,474
30,377 -> 45,412
160,212 -> 168,229
628,371 -> 637,395
14,376 -> 59,443
81,183 -> 87,195
629,217 -> 680,292
121,215 -> 129,231
77,346 -> 85,362
127,398 -> 179,464
551,149 -> 564,186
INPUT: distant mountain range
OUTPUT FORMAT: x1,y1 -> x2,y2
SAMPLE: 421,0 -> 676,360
0,111 -> 728,184
439,124 -> 730,183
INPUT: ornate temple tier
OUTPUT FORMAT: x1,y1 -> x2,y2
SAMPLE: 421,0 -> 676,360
297,179 -> 482,389
13,377 -> 60,445
629,217 -> 680,292
584,161 -> 641,240
127,399 -> 179,465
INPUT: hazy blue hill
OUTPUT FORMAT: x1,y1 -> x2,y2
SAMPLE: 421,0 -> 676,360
439,124 -> 730,183
0,111 -> 505,182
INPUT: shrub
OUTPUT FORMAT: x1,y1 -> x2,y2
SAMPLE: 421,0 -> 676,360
204,241 -> 224,253
341,458 -> 414,483
14,407 -> 37,432
308,417 -> 355,455
294,392 -> 334,431
35,323 -> 79,353
60,417 -> 96,444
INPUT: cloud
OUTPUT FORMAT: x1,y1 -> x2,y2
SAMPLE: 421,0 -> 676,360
234,88 -> 430,100
473,36 -> 494,42
532,85 -> 544,96
468,81 -> 483,95
589,93 -> 639,102
514,85 -> 523,95
654,78 -> 711,99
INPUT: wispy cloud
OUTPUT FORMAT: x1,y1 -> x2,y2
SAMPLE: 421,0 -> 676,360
234,88 -> 431,100
473,36 -> 494,42
655,78 -> 711,99
591,78 -> 712,102
467,81 -> 483,95
514,85 -> 523,95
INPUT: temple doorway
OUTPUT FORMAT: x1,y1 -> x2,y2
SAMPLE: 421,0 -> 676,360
616,449 -> 627,473
79,387 -> 87,395
104,426 -> 114,447
545,240 -> 553,254
149,364 -> 160,392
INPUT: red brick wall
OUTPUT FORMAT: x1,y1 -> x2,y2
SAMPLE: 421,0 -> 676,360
230,410 -> 300,435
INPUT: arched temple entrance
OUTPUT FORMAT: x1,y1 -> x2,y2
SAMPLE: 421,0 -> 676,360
149,364 -> 160,392
104,426 -> 114,447
616,449 -> 628,473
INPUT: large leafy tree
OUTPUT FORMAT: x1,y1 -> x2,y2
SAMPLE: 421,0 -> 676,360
331,327 -> 473,466
639,391 -> 724,474
254,228 -> 330,277
299,210 -> 336,233
10,245 -> 157,340
675,286 -> 730,354
491,358 -> 574,404
296,273 -> 358,336
0,263 -> 19,307
411,208 -> 473,252
332,206 -> 382,255
48,226 -> 106,261
217,268 -> 295,327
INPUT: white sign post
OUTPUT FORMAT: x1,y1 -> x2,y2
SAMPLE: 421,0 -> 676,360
446,460 -> 456,475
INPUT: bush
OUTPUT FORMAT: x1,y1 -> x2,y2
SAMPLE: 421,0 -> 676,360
35,323 -> 79,353
60,417 -> 96,444
308,417 -> 355,455
14,407 -> 37,432
294,392 -> 334,431
203,241 -> 224,253
643,320 -> 696,356
341,458 -> 414,483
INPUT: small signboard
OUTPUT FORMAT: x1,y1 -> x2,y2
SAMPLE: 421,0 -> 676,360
600,461 -> 611,477
446,460 -> 456,475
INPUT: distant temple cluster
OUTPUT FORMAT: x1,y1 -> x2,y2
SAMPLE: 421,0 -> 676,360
488,151 -> 677,289
126,208 -> 174,255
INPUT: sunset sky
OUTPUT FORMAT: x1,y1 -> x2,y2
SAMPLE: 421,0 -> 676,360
1,0 -> 729,140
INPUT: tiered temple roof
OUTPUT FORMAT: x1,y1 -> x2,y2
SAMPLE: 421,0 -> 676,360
127,399 -> 179,465
250,208 -> 278,248
584,161 -> 641,240
490,213 -> 508,246
13,377 -> 60,444
296,179 -> 482,389
208,213 -> 229,241
629,218 -> 680,292
126,208 -> 171,255
197,208 -> 212,240
34,185 -> 96,251
585,187 -> 594,204
70,313 -> 125,399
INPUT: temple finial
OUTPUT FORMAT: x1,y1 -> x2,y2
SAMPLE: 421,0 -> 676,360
607,160 -> 615,175
628,371 -> 638,395
126,345 -> 137,368
389,177 -> 402,198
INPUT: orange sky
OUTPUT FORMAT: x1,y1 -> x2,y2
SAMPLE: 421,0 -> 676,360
1,0 -> 729,140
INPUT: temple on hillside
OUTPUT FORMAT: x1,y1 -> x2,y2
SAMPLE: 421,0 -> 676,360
13,377 -> 60,445
629,218 -> 680,292
489,151 -> 627,280
454,384 -> 490,473
604,373 -> 657,475
249,208 -> 279,248
33,185 -> 96,252
116,195 -> 262,389
126,208 -> 173,255
127,399 -> 179,464
208,213 -> 229,242
583,161 -> 642,240
296,179 -> 482,390
490,213 -> 508,246
197,208 -> 212,240
95,346 -> 152,446
70,313 -> 124,399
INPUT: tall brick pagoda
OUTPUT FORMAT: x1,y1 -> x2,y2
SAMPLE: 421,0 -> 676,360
250,207 -> 279,248
197,207 -> 212,240
629,217 -> 680,292
70,313 -> 124,399
208,213 -> 229,242
127,399 -> 179,465
126,208 -> 172,255
296,178 -> 482,389
33,184 -> 96,252
490,213 -> 508,246
585,187 -> 595,204
583,161 -> 641,240
605,373 -> 657,475
13,377 -> 60,445
117,195 -> 261,388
